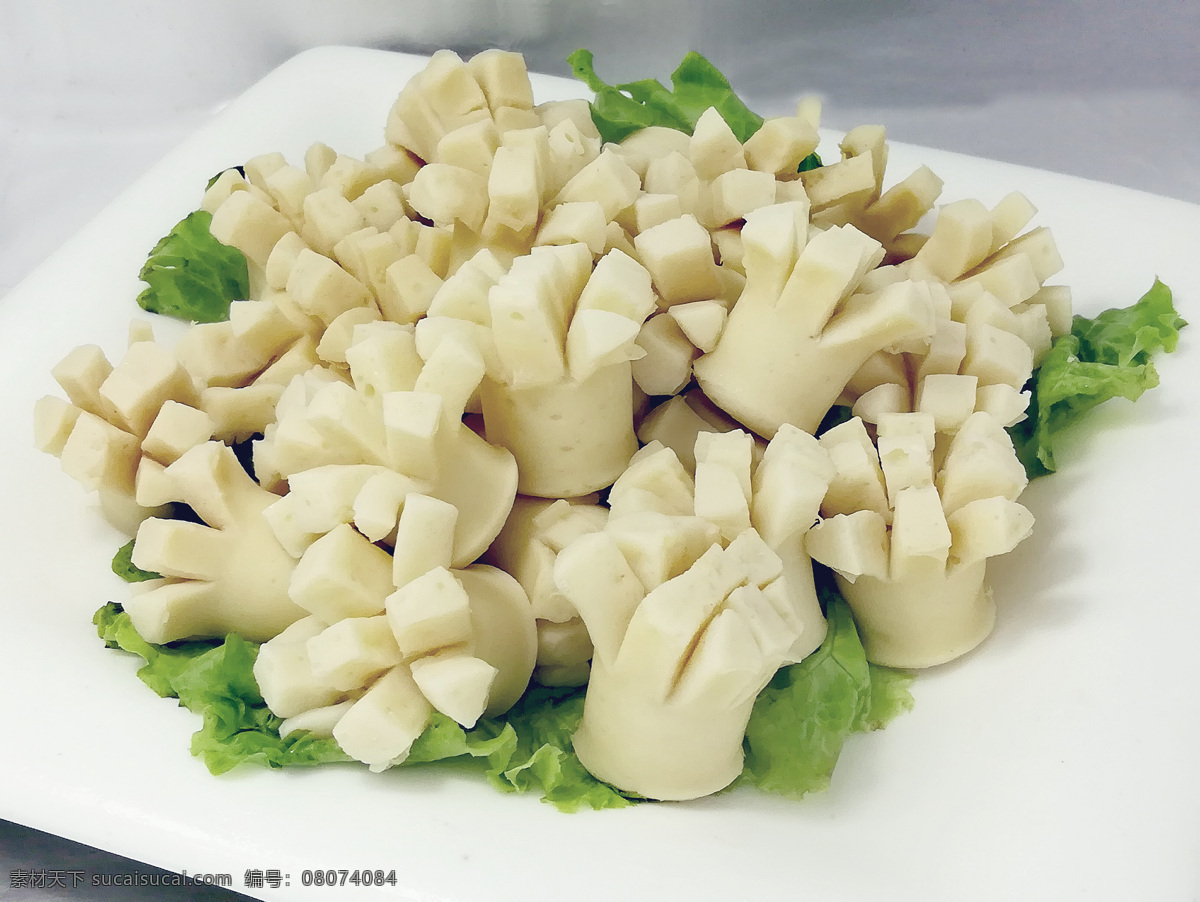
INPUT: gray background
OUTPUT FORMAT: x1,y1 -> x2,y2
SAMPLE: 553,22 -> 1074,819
1,1 -> 1197,899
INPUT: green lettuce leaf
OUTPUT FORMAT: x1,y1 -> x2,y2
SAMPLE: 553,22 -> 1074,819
568,48 -> 764,144
93,603 -> 350,772
94,576 -> 910,809
136,210 -> 248,323
92,604 -> 624,808
797,151 -> 823,172
111,540 -> 161,583
482,685 -> 633,811
739,580 -> 914,798
1009,278 -> 1186,477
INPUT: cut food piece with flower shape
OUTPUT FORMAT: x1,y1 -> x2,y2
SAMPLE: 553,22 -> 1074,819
693,201 -> 937,438
551,427 -> 834,800
806,412 -> 1033,668
122,441 -> 307,644
255,323 -> 517,565
557,530 -> 797,801
252,510 -> 538,771
478,244 -> 658,497
328,562 -> 536,768
827,199 -> 1068,433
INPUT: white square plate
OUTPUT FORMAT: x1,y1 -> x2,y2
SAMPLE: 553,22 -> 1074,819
2,46 -> 1198,902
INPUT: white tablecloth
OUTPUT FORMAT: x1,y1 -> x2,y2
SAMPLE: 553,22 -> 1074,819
2,2 -> 1197,899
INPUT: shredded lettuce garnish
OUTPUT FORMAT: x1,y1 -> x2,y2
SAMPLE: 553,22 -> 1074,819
136,209 -> 248,323
1010,278 -> 1186,478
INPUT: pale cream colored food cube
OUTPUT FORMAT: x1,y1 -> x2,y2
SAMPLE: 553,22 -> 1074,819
804,510 -> 890,582
286,249 -> 374,325
936,411 -> 1028,514
565,309 -> 643,383
916,373 -> 979,433
743,116 -> 820,178
436,118 -> 500,177
209,189 -> 293,268
263,163 -> 316,222
264,231 -> 309,293
552,531 -> 647,666
200,167 -> 250,214
32,395 -> 81,457
1031,284 -> 1074,337
632,313 -> 697,397
956,252 -> 1041,308
343,322 -> 422,396
333,228 -> 403,302
962,321 -> 1035,389
544,117 -> 602,196
301,187 -> 369,257
535,201 -> 607,255
133,456 -> 175,509
851,382 -> 910,424
58,411 -> 140,497
485,144 -> 542,236
409,651 -> 498,728
552,148 -> 641,221
988,191 -> 1038,250
381,254 -> 444,324
253,616 -> 342,719
364,144 -> 422,187
200,383 -> 284,444
818,417 -> 890,521
385,566 -> 473,658
799,153 -> 876,212
51,344 -> 111,417
974,383 -> 1031,427
619,193 -> 684,237
392,493 -> 459,588
708,168 -> 777,228
948,495 -> 1034,567
405,163 -> 489,232
382,390 -> 442,481
689,107 -> 746,180
615,126 -> 691,178
243,152 -> 287,190
633,214 -> 721,307
857,165 -> 944,246
332,664 -> 433,771
98,341 -> 198,438
279,701 -> 353,739
316,307 -> 383,366
468,48 -> 534,111
888,484 -> 952,579
351,469 -> 423,543
352,179 -> 410,233
839,125 -> 888,198
913,199 -> 995,282
289,523 -> 395,622
666,301 -> 727,354
307,615 -> 404,692
643,151 -> 702,218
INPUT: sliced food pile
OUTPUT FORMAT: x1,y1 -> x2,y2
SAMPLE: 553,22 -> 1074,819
33,49 -> 1185,806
